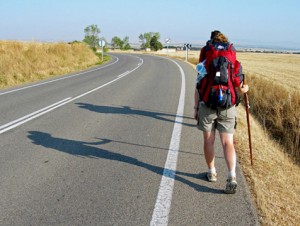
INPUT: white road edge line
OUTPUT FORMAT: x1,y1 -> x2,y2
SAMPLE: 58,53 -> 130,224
150,58 -> 185,226
0,97 -> 72,131
0,56 -> 144,134
117,71 -> 130,78
0,55 -> 119,96
0,97 -> 72,134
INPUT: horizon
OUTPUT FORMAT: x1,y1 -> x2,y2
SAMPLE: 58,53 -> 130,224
3,38 -> 298,52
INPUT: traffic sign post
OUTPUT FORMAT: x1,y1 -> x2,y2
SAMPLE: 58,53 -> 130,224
99,40 -> 106,62
184,43 -> 192,61
165,38 -> 171,56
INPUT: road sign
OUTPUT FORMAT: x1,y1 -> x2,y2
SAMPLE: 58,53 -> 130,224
99,40 -> 106,62
99,40 -> 106,47
184,44 -> 192,61
165,38 -> 171,55
184,43 -> 192,49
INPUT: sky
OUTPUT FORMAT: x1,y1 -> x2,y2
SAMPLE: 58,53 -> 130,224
1,0 -> 300,50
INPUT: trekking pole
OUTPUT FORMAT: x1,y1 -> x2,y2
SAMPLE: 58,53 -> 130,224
244,92 -> 253,166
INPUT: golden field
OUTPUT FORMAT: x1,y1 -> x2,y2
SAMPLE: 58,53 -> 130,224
0,41 -> 101,88
236,52 -> 300,225
166,50 -> 300,90
237,52 -> 300,90
161,50 -> 300,226
237,52 -> 300,164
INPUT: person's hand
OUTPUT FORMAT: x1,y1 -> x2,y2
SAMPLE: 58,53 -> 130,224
238,83 -> 249,94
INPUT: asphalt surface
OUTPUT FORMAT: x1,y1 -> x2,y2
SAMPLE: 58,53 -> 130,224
0,53 -> 259,225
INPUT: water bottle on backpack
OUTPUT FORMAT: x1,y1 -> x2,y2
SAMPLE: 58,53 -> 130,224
219,88 -> 223,102
196,60 -> 207,83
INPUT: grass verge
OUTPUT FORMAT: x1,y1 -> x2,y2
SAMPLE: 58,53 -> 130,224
0,41 -> 109,89
235,106 -> 300,225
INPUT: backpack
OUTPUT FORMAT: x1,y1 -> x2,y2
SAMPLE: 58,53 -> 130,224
197,42 -> 242,109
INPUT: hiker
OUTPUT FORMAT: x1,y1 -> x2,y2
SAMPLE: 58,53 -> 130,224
198,30 -> 221,63
194,32 -> 249,194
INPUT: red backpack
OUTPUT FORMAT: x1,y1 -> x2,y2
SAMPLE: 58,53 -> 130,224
197,42 -> 243,109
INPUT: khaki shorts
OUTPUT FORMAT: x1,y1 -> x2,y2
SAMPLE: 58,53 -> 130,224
197,102 -> 237,133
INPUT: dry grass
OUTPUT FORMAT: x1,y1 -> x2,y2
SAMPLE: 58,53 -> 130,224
245,73 -> 300,162
149,50 -> 300,225
236,52 -> 300,163
237,52 -> 300,91
236,107 -> 300,225
0,41 -> 101,88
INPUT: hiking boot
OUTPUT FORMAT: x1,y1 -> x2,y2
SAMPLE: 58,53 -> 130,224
207,172 -> 217,182
224,177 -> 238,194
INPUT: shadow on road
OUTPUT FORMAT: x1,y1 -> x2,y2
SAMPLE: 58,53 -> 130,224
28,131 -> 223,194
76,103 -> 195,127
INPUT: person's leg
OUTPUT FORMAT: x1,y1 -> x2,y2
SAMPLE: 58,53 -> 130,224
219,132 -> 236,175
203,131 -> 217,181
203,131 -> 216,169
216,106 -> 237,177
219,132 -> 237,194
197,102 -> 218,181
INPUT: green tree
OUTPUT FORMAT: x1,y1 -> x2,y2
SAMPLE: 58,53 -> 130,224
150,36 -> 163,51
139,34 -> 145,48
139,32 -> 160,49
111,36 -> 123,49
122,36 -> 131,50
83,24 -> 101,51
111,36 -> 131,50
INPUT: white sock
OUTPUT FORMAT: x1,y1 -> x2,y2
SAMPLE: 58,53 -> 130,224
227,171 -> 236,179
208,167 -> 216,174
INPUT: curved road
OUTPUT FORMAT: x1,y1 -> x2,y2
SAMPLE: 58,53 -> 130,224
0,54 -> 259,225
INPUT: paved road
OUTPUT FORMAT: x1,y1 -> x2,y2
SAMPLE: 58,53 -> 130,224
0,53 -> 259,225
